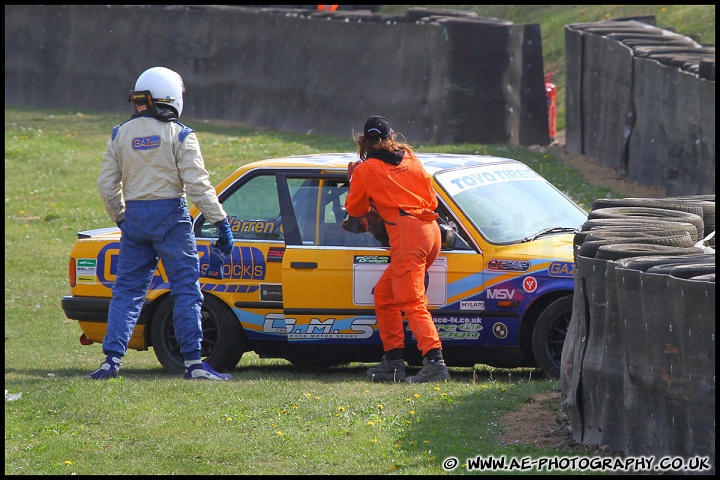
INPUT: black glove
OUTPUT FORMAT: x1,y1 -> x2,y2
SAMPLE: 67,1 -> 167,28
214,218 -> 234,255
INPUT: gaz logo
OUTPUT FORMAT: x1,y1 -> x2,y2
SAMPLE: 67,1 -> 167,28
492,322 -> 508,339
132,135 -> 161,150
549,261 -> 575,277
522,276 -> 538,293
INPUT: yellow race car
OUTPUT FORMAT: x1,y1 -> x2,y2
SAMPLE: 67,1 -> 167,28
62,152 -> 586,378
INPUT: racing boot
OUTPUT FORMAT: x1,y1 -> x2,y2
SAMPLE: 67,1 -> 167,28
367,349 -> 406,382
405,349 -> 450,383
86,355 -> 122,379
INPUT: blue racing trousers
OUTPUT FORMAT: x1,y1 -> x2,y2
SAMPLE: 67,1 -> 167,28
102,197 -> 203,361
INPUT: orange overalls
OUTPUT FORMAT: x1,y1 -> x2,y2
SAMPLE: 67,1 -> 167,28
345,151 -> 442,356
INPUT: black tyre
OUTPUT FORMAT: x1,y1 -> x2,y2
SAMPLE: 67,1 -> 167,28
150,294 -> 246,374
588,206 -> 704,240
581,218 -> 699,241
615,253 -> 714,272
578,232 -> 695,258
532,296 -> 573,380
594,243 -> 703,261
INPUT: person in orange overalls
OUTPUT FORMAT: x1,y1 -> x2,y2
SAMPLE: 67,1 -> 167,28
345,115 -> 450,383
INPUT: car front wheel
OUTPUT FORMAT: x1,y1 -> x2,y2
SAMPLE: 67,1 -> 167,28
531,296 -> 573,379
150,294 -> 246,374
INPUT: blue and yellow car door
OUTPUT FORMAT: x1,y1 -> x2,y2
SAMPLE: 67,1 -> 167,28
280,173 -> 489,359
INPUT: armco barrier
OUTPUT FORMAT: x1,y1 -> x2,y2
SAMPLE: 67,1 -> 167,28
564,18 -> 715,196
562,195 -> 715,472
3,5 -> 550,146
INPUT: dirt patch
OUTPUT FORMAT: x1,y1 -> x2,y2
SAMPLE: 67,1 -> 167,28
543,130 -> 667,199
497,391 -> 624,457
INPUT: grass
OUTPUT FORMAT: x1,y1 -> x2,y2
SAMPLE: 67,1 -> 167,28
381,5 -> 716,132
5,106 -> 635,475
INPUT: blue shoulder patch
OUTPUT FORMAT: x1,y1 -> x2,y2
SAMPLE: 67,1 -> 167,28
111,124 -> 121,141
175,121 -> 194,142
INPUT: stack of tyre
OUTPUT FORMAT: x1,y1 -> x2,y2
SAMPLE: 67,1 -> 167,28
573,195 -> 715,279
563,194 -> 715,466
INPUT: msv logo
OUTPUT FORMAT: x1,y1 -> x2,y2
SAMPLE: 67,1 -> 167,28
486,288 -> 515,300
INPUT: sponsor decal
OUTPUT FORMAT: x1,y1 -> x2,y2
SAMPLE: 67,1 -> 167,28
439,165 -> 541,196
486,259 -> 530,272
283,317 -> 376,339
96,242 -> 269,285
486,288 -> 515,300
460,300 -> 485,310
434,320 -> 483,340
354,255 -> 390,264
522,276 -> 538,293
492,322 -> 508,339
132,135 -> 161,150
76,258 -> 97,284
549,261 -> 575,277
267,247 -> 285,262
228,216 -> 279,235
260,284 -> 282,302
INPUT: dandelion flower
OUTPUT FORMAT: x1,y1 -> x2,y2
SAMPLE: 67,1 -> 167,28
65,460 -> 72,465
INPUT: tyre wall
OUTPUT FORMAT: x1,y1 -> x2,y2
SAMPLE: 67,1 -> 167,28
561,196 -> 715,472
564,19 -> 715,196
3,5 -> 550,146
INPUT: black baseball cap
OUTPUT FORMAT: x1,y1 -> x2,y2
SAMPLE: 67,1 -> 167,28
363,115 -> 392,140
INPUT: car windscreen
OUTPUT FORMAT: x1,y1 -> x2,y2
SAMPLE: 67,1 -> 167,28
435,164 -> 587,244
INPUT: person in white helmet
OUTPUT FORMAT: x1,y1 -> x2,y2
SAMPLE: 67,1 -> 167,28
89,66 -> 234,380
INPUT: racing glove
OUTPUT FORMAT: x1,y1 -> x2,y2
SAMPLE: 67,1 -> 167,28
204,243 -> 226,280
214,218 -> 234,255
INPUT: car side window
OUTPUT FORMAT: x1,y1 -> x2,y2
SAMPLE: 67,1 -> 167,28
285,176 -> 383,247
201,174 -> 284,241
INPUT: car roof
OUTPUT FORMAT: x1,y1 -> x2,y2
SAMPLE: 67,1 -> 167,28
243,152 -> 523,176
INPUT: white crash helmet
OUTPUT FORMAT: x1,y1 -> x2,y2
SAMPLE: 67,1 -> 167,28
134,66 -> 185,117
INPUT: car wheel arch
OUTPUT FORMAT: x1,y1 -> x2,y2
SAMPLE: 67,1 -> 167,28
148,291 -> 247,374
519,291 -> 573,378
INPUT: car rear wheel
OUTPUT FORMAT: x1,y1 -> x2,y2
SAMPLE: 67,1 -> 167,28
150,293 -> 246,374
532,296 -> 573,379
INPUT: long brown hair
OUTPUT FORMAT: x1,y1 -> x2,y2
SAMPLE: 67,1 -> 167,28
353,130 -> 416,161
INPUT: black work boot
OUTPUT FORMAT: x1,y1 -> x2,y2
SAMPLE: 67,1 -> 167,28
405,349 -> 450,383
367,349 -> 406,382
